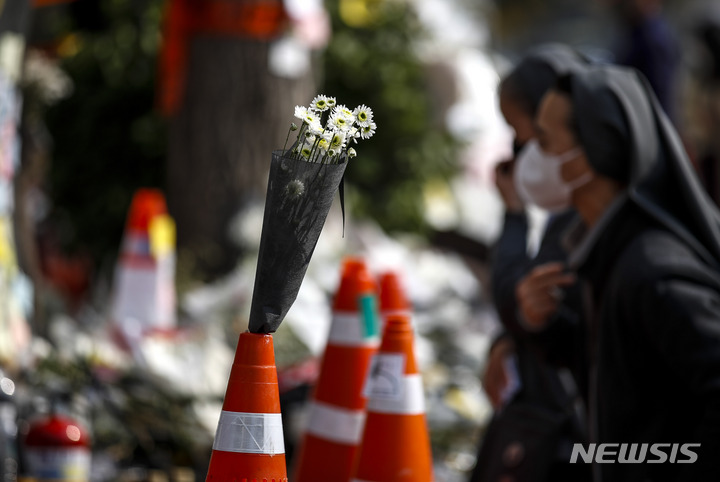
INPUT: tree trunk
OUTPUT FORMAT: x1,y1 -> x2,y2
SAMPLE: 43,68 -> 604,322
167,35 -> 316,281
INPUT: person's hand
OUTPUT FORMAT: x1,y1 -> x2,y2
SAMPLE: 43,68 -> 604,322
494,159 -> 525,213
482,337 -> 515,409
516,262 -> 576,329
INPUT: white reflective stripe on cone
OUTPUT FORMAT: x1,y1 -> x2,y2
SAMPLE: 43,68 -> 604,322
212,411 -> 285,455
328,312 -> 380,347
304,400 -> 366,445
366,374 -> 425,415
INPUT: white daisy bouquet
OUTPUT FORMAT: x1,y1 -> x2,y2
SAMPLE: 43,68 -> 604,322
247,95 -> 377,334
284,94 -> 376,164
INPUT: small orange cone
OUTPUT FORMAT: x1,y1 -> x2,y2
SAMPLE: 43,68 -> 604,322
379,271 -> 412,329
111,188 -> 176,338
292,257 -> 381,481
352,313 -> 433,481
206,331 -> 288,481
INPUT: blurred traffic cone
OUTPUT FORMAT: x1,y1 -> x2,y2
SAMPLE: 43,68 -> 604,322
206,331 -> 287,481
379,271 -> 411,330
352,313 -> 433,482
292,257 -> 381,481
111,188 -> 176,339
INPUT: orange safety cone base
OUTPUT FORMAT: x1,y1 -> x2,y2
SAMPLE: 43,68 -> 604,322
352,315 -> 433,482
353,413 -> 433,481
293,434 -> 359,481
206,332 -> 288,482
206,452 -> 288,481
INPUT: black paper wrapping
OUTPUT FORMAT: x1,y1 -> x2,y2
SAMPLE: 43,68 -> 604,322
248,150 -> 348,333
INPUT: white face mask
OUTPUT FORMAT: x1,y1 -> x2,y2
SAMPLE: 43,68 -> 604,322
514,139 -> 592,212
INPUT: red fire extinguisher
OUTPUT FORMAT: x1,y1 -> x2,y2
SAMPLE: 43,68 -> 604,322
23,411 -> 91,481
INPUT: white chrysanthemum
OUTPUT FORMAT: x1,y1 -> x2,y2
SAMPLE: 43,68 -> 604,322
328,111 -> 351,131
348,127 -> 360,144
348,147 -> 357,158
335,104 -> 354,118
285,180 -> 305,199
360,121 -> 376,139
304,134 -> 316,148
330,131 -> 346,150
332,105 -> 356,126
308,120 -> 324,136
311,94 -> 330,112
303,112 -> 319,125
300,146 -> 312,159
353,105 -> 373,126
294,105 -> 308,120
326,96 -> 337,108
328,148 -> 338,157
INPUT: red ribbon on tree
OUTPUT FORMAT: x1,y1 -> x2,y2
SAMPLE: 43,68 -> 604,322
158,0 -> 289,116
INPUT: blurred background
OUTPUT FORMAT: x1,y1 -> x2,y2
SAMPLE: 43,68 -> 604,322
0,0 -> 718,480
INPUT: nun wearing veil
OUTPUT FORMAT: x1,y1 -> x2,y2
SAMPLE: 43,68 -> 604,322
472,44 -> 592,482
534,64 -> 720,481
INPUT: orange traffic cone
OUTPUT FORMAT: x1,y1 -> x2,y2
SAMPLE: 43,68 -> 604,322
352,313 -> 433,481
292,257 -> 381,481
379,271 -> 411,329
206,331 -> 288,481
111,188 -> 176,338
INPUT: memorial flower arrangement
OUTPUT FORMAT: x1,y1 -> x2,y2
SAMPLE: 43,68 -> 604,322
284,94 -> 376,164
247,95 -> 377,334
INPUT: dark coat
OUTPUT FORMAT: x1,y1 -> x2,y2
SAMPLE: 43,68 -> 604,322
492,210 -> 588,401
475,209 -> 591,482
578,201 -> 720,482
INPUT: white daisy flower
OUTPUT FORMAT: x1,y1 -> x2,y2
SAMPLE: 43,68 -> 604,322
330,131 -> 346,150
360,121 -> 376,139
329,111 -> 351,131
308,120 -> 324,136
311,94 -> 330,112
294,105 -> 308,120
335,104 -> 354,118
348,127 -> 360,144
333,105 -> 356,126
353,105 -> 373,126
286,96 -> 375,163
304,111 -> 319,125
